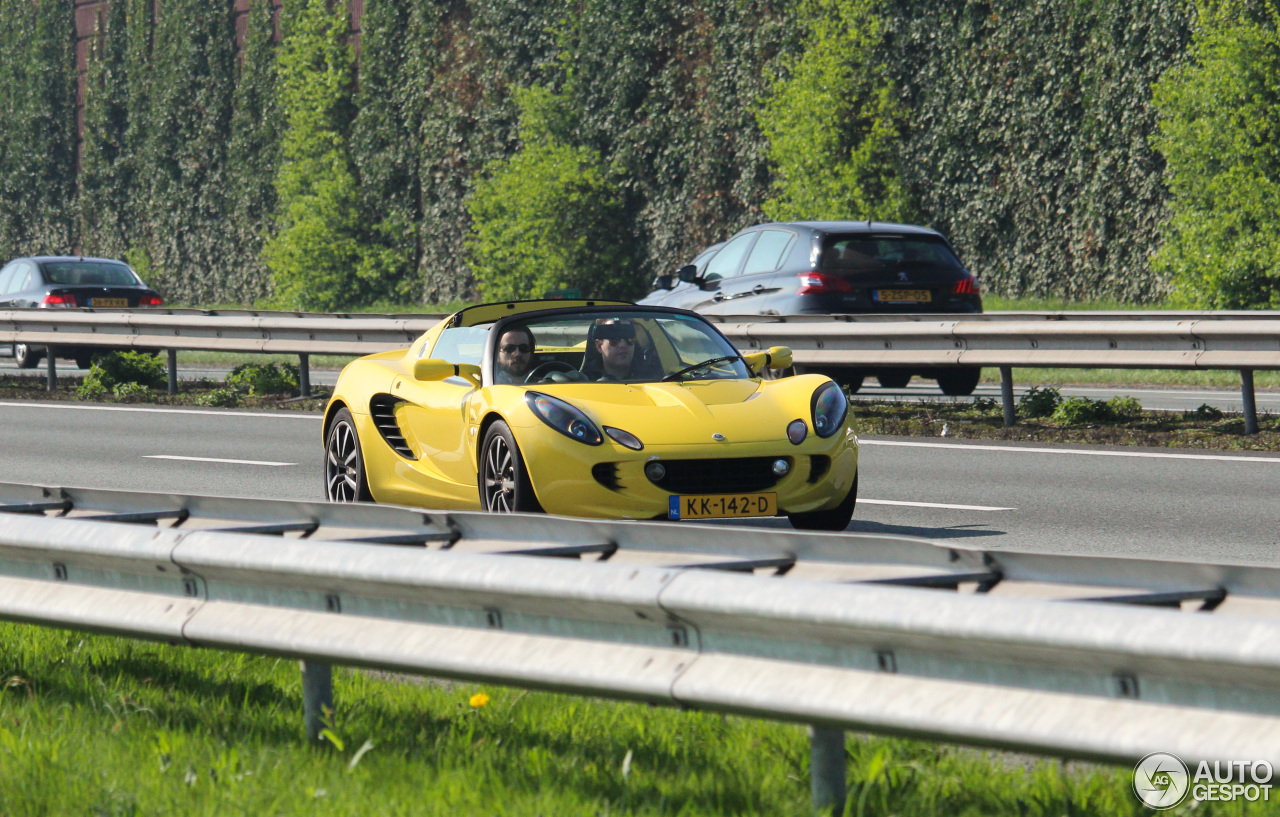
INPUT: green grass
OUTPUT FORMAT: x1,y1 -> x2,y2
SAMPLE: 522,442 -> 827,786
979,367 -> 1280,389
0,621 -> 1182,816
982,296 -> 1177,312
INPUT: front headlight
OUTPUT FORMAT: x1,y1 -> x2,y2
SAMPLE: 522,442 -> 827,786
811,381 -> 848,438
525,392 -> 603,445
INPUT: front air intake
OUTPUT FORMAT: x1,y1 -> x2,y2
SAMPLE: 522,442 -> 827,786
368,394 -> 416,460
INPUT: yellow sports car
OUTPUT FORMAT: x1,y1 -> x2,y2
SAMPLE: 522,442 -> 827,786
322,300 -> 859,530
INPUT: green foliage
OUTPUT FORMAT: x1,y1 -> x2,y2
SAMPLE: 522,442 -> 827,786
0,621 -> 1154,815
1018,386 -> 1063,418
223,0 -> 282,306
968,396 -> 1001,415
194,387 -> 241,408
133,0 -> 238,304
111,381 -> 153,401
1151,2 -> 1280,308
1188,402 -> 1225,420
1107,395 -> 1144,419
0,0 -> 76,260
1052,396 -> 1115,424
885,0 -> 1193,301
75,369 -> 111,400
227,362 -> 299,395
77,0 -> 133,259
90,351 -> 168,391
757,0 -> 914,222
263,0 -> 364,311
467,86 -> 634,301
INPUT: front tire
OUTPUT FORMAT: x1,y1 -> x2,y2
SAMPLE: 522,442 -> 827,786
787,475 -> 857,532
876,371 -> 911,389
479,421 -> 543,513
14,343 -> 41,369
325,408 -> 372,502
937,366 -> 982,396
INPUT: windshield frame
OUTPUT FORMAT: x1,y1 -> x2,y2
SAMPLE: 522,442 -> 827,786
483,305 -> 747,387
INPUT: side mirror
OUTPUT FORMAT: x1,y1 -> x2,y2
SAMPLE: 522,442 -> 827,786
413,358 -> 481,387
676,264 -> 699,283
651,274 -> 675,291
742,346 -> 794,377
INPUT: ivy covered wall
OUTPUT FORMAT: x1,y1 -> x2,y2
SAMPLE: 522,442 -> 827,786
0,0 -> 1215,307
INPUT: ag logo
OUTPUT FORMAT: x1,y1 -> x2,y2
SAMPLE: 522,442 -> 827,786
1133,752 -> 1190,809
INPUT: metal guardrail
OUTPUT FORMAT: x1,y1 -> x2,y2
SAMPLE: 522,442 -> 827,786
3,308 -> 1277,430
3,482 -> 1280,809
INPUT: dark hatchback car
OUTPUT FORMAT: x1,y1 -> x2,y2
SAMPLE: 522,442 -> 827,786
639,221 -> 984,394
0,256 -> 163,369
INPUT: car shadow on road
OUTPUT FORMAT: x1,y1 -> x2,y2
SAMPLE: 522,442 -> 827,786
846,520 -> 1006,540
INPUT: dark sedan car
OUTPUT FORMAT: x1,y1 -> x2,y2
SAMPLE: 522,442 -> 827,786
0,256 -> 163,369
639,221 -> 984,395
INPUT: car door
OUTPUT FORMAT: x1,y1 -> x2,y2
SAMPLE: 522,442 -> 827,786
705,229 -> 797,314
392,325 -> 488,504
1,262 -> 37,307
0,263 -> 18,307
688,232 -> 759,313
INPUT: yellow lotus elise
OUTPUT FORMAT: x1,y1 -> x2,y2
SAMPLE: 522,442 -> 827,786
322,300 -> 859,530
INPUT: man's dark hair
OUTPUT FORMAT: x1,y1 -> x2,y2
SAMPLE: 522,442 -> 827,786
501,324 -> 536,348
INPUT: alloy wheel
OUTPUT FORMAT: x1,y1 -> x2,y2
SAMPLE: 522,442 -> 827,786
483,434 -> 517,511
326,420 -> 362,502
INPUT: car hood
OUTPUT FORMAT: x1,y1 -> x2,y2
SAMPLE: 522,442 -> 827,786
529,379 -> 811,445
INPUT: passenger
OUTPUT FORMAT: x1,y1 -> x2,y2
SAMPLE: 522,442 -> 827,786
494,326 -> 536,384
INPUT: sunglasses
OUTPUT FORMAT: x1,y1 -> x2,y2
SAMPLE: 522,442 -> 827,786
500,344 -> 532,354
602,337 -> 635,346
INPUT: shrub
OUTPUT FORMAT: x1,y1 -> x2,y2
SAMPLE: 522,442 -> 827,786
1187,403 -> 1224,421
1107,395 -> 1143,419
1151,4 -> 1280,308
1017,386 -> 1062,418
94,350 -> 167,390
1052,396 -> 1114,425
195,387 -> 241,408
75,369 -> 110,399
466,86 -> 634,302
111,381 -> 151,401
968,396 -> 1000,415
227,362 -> 299,395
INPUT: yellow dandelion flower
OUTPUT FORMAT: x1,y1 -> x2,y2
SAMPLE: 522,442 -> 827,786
469,692 -> 491,708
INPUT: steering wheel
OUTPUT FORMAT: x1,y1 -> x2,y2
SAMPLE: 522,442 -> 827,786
524,360 -> 577,384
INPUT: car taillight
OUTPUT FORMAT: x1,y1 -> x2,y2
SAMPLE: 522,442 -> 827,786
950,276 -> 980,296
137,294 -> 164,307
41,293 -> 77,308
796,273 -> 854,295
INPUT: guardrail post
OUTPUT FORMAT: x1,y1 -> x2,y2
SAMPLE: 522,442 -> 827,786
299,354 -> 311,398
167,349 -> 178,395
301,661 -> 334,745
808,725 -> 846,815
1000,366 -> 1016,427
1241,369 -> 1259,435
45,345 -> 57,392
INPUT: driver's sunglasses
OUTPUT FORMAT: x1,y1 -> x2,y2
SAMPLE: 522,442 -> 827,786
500,343 -> 532,354
604,337 -> 635,346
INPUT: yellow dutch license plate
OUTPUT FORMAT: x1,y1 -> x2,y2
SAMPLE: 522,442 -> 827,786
875,289 -> 931,303
91,297 -> 128,307
669,493 -> 776,520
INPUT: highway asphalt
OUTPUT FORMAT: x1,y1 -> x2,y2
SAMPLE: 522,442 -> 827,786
2,399 -> 1276,566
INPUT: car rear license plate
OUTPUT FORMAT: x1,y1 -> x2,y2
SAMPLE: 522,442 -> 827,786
91,297 -> 128,307
874,289 -> 931,303
669,493 -> 776,520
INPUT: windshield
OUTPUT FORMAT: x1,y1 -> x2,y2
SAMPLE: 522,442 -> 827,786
820,235 -> 963,273
491,310 -> 750,386
40,261 -> 142,287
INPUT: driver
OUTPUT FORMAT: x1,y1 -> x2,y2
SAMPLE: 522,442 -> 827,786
494,326 -> 536,384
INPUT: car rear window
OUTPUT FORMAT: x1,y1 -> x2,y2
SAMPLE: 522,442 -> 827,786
41,262 -> 142,286
820,235 -> 963,273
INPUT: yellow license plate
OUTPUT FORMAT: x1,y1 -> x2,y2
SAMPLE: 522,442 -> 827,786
91,297 -> 128,307
669,493 -> 776,520
875,289 -> 931,303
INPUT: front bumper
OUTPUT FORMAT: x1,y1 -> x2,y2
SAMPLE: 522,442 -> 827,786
518,426 -> 859,520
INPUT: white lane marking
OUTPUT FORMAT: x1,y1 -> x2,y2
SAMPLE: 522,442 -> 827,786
143,455 -> 296,467
0,401 -> 320,420
861,498 -> 1015,512
862,439 -> 1280,463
